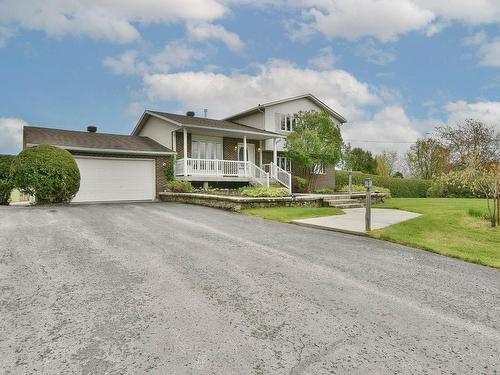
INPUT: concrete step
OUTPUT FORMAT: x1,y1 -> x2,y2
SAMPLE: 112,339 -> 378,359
322,195 -> 352,201
328,201 -> 363,209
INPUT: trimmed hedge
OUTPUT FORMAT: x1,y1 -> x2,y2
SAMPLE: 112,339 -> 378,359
10,145 -> 80,204
0,155 -> 15,205
336,170 -> 431,198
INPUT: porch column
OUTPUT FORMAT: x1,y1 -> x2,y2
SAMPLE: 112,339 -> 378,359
259,140 -> 263,168
273,138 -> 277,164
243,135 -> 247,176
183,127 -> 188,176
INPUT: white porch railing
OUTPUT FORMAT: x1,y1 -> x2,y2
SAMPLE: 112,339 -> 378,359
175,158 -> 270,187
264,162 -> 292,193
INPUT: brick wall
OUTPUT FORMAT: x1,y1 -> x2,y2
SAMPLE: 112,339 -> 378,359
70,151 -> 172,198
222,137 -> 260,162
292,164 -> 336,190
175,131 -> 192,159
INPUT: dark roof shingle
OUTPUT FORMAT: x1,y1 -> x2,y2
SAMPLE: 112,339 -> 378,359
148,111 -> 280,136
24,126 -> 174,154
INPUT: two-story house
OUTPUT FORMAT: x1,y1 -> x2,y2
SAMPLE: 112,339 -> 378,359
22,94 -> 346,203
132,94 -> 346,191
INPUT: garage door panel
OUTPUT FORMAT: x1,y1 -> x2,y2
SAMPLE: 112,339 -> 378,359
72,157 -> 155,203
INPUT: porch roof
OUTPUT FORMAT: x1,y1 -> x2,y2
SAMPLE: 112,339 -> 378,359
134,110 -> 283,140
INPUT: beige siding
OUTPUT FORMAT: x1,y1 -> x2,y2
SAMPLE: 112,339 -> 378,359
138,116 -> 178,150
232,111 -> 265,130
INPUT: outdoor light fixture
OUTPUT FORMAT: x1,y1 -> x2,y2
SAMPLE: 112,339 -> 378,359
234,145 -> 238,151
257,147 -> 262,152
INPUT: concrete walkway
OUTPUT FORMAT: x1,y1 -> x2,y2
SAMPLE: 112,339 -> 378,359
293,207 -> 421,235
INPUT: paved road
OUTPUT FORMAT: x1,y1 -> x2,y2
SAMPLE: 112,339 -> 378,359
0,203 -> 499,374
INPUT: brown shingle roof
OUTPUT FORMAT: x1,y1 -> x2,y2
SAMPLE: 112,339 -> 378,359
147,111 -> 281,136
24,126 -> 174,154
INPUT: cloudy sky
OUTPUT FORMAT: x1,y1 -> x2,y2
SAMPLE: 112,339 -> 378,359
1,0 -> 500,155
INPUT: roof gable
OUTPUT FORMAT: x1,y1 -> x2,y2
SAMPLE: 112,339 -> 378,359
224,94 -> 347,123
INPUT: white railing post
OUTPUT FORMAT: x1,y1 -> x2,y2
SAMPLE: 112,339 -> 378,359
266,172 -> 269,188
243,136 -> 247,177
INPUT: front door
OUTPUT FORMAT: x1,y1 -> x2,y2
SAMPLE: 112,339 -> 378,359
237,143 -> 255,164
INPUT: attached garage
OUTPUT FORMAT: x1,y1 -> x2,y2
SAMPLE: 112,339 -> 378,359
24,126 -> 176,203
72,157 -> 155,203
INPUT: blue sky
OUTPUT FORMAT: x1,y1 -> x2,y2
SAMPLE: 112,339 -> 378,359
1,0 -> 500,155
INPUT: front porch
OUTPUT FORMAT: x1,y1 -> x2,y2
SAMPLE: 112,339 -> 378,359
173,127 -> 291,191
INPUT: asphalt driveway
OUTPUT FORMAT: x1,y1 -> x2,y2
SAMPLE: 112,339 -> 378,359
0,203 -> 499,374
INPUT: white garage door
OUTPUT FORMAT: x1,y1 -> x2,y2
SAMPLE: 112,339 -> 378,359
72,156 -> 155,203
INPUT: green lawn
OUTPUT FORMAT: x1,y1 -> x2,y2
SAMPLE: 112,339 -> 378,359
373,198 -> 500,268
241,206 -> 344,223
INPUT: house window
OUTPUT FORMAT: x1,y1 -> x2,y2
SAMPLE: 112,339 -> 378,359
191,140 -> 222,159
280,115 -> 295,132
277,156 -> 292,172
312,163 -> 325,175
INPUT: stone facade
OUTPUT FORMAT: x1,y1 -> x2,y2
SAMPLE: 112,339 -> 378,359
70,151 -> 171,199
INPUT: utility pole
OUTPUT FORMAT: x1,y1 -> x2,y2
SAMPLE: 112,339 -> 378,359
365,178 -> 372,232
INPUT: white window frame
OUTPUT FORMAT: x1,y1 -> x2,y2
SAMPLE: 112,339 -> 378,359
312,163 -> 325,175
277,156 -> 292,172
191,135 -> 223,160
280,114 -> 295,132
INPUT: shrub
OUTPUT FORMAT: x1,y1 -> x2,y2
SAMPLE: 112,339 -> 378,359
238,186 -> 290,197
167,180 -> 193,193
427,171 -> 477,198
315,188 -> 335,194
0,155 -> 15,205
336,170 -> 430,198
10,145 -> 80,204
165,158 -> 175,182
292,176 -> 307,193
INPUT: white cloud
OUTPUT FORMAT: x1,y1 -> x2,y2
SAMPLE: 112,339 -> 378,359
355,43 -> 396,65
444,100 -> 500,132
308,46 -> 336,70
143,59 -> 380,119
342,106 -> 422,154
104,41 -> 206,75
463,32 -> 500,67
0,0 -> 227,44
290,0 -> 500,42
187,22 -> 244,51
301,0 -> 435,42
0,117 -> 26,154
149,41 -> 206,72
104,50 -> 145,75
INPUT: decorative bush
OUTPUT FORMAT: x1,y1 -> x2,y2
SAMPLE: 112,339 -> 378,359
427,171 -> 476,198
167,180 -> 193,193
10,145 -> 80,204
336,170 -> 430,198
0,155 -> 15,205
292,176 -> 307,193
238,186 -> 290,197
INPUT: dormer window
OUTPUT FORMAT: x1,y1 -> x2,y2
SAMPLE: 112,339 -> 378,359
280,115 -> 295,132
